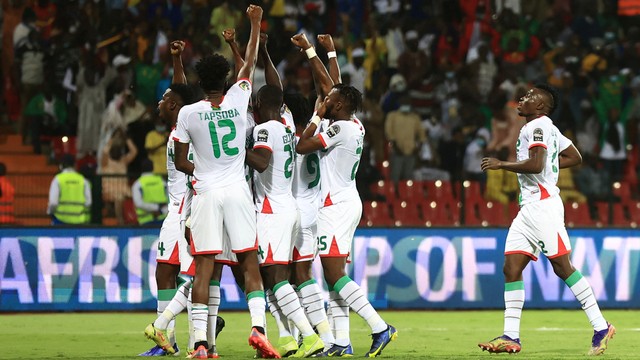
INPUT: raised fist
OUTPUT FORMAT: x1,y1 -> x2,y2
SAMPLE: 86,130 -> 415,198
317,34 -> 335,52
291,33 -> 312,50
222,28 -> 236,43
246,4 -> 263,23
170,40 -> 185,56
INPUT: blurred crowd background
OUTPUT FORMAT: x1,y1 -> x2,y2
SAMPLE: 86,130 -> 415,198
1,0 -> 640,226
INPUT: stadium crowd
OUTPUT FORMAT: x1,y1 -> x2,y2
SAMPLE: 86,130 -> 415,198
2,0 -> 640,224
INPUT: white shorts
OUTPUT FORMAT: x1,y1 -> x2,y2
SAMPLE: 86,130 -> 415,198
257,211 -> 299,265
157,210 -> 181,265
177,224 -> 194,276
216,227 -> 239,265
316,200 -> 362,258
190,183 -> 257,255
505,195 -> 572,261
293,221 -> 317,262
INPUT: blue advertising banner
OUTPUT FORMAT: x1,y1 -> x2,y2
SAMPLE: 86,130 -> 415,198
0,227 -> 638,311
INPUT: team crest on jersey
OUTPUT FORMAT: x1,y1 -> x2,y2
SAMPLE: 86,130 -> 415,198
326,124 -> 340,138
239,80 -> 250,91
533,128 -> 543,142
257,129 -> 269,142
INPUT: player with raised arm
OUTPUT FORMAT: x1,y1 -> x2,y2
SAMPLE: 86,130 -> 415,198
245,83 -> 325,358
141,40 -> 199,357
292,33 -> 398,358
478,84 -> 615,356
172,5 -> 279,359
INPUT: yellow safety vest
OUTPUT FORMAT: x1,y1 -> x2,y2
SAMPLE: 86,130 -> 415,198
54,172 -> 89,224
136,174 -> 168,224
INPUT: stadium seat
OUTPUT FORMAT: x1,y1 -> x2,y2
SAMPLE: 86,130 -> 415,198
391,200 -> 423,227
370,180 -> 397,201
397,180 -> 425,200
420,200 -> 456,226
612,181 -> 631,200
51,136 -> 77,163
478,200 -> 509,226
425,180 -> 457,202
462,180 -> 483,206
611,203 -> 632,226
564,201 -> 594,227
361,201 -> 393,227
123,197 -> 138,225
595,201 -> 610,225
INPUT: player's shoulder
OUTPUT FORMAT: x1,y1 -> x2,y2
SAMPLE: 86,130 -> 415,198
229,78 -> 252,93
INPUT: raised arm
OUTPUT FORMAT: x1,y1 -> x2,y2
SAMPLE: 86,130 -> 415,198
222,28 -> 244,80
291,33 -> 334,99
317,34 -> 341,85
170,40 -> 187,84
236,5 -> 263,81
296,101 -> 327,154
259,33 -> 282,90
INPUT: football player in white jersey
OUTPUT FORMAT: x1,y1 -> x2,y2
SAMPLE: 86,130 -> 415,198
141,40 -> 199,357
479,84 -> 614,355
292,33 -> 398,358
172,5 -> 279,359
246,84 -> 325,357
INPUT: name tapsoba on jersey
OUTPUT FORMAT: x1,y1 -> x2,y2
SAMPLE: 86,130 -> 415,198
173,79 -> 252,193
167,128 -> 193,210
252,110 -> 297,214
317,119 -> 365,206
516,115 -> 573,205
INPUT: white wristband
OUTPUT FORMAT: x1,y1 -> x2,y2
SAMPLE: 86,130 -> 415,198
327,51 -> 337,59
310,115 -> 321,127
305,47 -> 317,59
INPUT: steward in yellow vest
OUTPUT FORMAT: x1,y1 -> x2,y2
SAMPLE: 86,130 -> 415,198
132,159 -> 168,225
48,155 -> 91,224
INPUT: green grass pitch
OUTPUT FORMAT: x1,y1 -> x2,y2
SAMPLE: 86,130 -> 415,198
2,310 -> 639,359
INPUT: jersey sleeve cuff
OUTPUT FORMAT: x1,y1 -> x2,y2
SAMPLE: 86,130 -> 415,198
172,136 -> 189,144
253,144 -> 273,152
528,143 -> 547,150
318,134 -> 328,148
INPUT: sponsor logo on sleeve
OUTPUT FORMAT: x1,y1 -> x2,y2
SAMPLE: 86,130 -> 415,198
326,124 -> 340,138
239,80 -> 250,91
533,128 -> 543,142
257,129 -> 269,142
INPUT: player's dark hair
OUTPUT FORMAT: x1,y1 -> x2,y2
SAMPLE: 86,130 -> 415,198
534,83 -> 558,116
169,83 -> 198,105
333,83 -> 363,114
284,93 -> 313,128
195,54 -> 230,92
257,84 -> 283,110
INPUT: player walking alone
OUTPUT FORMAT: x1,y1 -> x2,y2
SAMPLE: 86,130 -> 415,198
478,84 -> 615,356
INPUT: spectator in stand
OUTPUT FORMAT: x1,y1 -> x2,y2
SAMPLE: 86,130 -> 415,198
398,30 -> 434,120
465,42 -> 497,103
47,154 -> 92,225
145,117 -> 168,176
100,128 -> 138,225
76,53 -> 117,157
23,82 -> 68,154
382,17 -> 404,76
134,50 -> 164,107
486,90 -> 525,162
439,126 -> 467,182
33,0 -> 57,42
483,148 -> 519,218
14,28 -> 45,145
558,167 -> 588,204
342,47 -> 366,96
361,88 -> 386,166
0,163 -> 16,225
463,127 -> 490,187
125,89 -> 154,175
385,96 -> 426,184
575,153 -> 616,218
131,158 -> 168,225
381,73 -> 407,114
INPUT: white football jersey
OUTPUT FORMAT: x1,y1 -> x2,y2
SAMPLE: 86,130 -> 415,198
293,128 -> 321,223
317,119 -> 365,206
166,128 -> 193,211
173,79 -> 252,193
515,115 -> 573,205
252,117 -> 297,214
